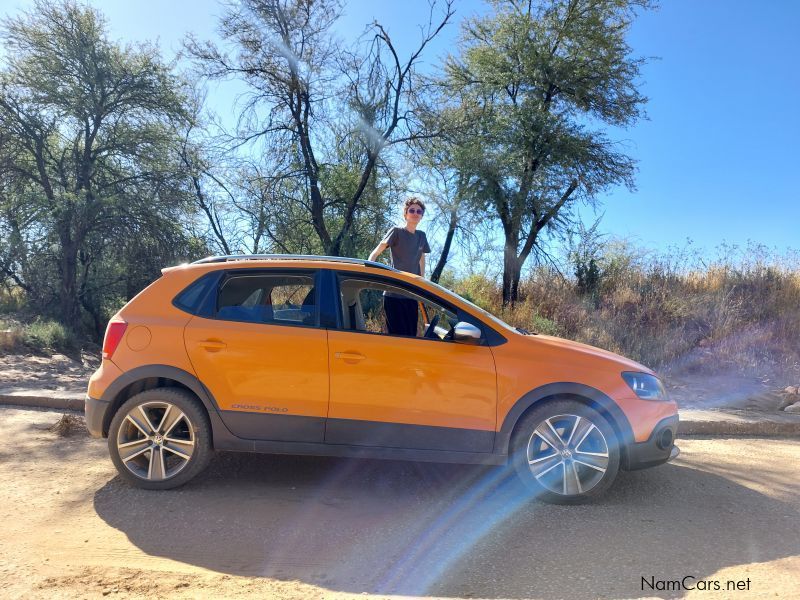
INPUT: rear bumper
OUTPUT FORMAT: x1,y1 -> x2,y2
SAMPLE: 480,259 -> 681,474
85,395 -> 110,438
623,414 -> 679,471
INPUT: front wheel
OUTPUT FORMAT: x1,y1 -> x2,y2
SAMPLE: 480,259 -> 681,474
510,399 -> 620,504
108,388 -> 213,490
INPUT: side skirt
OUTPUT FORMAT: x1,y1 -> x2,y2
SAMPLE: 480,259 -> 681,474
213,435 -> 508,466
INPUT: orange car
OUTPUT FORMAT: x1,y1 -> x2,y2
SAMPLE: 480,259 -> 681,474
86,254 -> 679,503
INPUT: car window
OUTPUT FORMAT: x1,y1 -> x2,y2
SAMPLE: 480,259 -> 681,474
423,278 -> 517,333
172,271 -> 220,316
216,273 -> 317,326
338,276 -> 458,340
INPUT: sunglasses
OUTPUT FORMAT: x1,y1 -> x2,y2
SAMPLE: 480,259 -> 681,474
407,208 -> 424,215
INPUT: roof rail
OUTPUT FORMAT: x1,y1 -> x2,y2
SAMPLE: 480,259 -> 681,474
191,253 -> 397,271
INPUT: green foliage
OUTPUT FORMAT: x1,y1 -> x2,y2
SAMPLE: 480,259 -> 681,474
24,318 -> 77,354
0,0 -> 200,339
441,0 -> 651,304
0,286 -> 26,314
567,218 -> 605,304
316,148 -> 393,258
575,258 -> 601,298
0,315 -> 81,354
449,273 -> 499,310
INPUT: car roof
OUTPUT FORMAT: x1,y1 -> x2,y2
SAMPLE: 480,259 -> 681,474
161,254 -> 409,280
192,254 -> 398,271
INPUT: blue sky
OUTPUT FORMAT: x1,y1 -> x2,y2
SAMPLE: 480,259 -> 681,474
4,0 -> 800,260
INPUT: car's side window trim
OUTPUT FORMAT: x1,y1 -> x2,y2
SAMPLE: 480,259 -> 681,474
211,268 -> 324,330
331,270 -> 504,345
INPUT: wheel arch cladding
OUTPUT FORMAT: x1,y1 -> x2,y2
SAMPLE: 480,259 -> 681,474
100,364 -> 220,438
495,382 -> 634,455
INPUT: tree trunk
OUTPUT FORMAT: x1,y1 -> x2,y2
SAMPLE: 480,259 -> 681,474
328,154 -> 379,257
59,235 -> 80,327
310,182 -> 332,254
502,239 -> 523,307
430,207 -> 458,283
80,293 -> 103,341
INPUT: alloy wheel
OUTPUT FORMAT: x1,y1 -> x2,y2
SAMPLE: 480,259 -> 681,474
115,401 -> 196,481
526,413 -> 610,496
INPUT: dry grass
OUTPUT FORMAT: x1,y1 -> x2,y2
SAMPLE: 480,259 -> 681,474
0,320 -> 25,354
48,413 -> 88,437
447,242 -> 800,383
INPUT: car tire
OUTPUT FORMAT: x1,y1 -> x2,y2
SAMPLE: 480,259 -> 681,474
108,388 -> 213,490
510,399 -> 620,504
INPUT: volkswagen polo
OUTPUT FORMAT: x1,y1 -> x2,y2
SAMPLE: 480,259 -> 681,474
85,254 -> 679,503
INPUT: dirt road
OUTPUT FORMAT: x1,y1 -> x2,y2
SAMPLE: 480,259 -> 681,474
1,406 -> 798,599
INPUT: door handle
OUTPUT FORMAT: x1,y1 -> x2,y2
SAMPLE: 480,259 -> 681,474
198,339 -> 227,352
335,351 -> 365,362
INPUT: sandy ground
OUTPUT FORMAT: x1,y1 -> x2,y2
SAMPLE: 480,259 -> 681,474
0,352 -> 98,394
1,406 -> 798,599
663,365 -> 792,411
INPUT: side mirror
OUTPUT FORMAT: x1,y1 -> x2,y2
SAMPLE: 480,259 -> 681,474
453,321 -> 482,344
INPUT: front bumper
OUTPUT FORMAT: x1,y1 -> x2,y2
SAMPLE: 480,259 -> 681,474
623,414 -> 679,471
85,395 -> 110,438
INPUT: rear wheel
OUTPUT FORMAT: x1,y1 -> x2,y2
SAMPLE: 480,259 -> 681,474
510,399 -> 620,504
108,388 -> 213,490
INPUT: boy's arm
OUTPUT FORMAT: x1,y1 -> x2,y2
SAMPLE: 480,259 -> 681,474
368,242 -> 388,262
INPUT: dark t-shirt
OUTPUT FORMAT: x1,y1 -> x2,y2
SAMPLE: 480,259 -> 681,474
381,226 -> 431,275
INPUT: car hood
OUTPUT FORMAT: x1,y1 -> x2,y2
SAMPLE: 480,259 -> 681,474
521,333 -> 655,375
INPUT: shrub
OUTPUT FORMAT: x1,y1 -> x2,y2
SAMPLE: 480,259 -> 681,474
23,318 -> 78,354
450,273 -> 499,310
0,286 -> 26,313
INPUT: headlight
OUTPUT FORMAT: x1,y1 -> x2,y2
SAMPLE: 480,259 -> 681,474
621,372 -> 667,400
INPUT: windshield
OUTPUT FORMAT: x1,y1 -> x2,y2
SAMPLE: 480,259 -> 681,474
422,279 -> 519,334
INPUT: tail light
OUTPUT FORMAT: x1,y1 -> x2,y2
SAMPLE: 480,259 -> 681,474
103,320 -> 128,360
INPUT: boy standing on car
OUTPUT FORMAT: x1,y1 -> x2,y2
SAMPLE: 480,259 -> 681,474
368,197 -> 431,336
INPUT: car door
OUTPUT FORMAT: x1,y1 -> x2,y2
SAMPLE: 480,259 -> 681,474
325,273 -> 497,452
184,269 -> 329,442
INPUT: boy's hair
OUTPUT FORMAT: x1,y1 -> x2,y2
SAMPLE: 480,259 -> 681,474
403,197 -> 426,214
